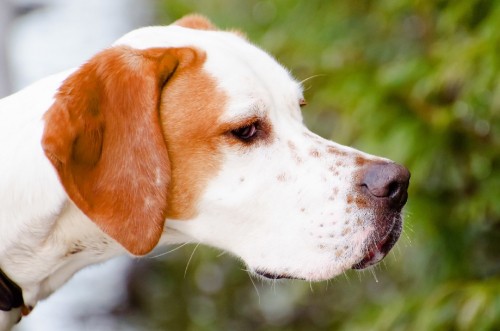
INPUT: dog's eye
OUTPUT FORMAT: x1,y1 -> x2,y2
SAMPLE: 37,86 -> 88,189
231,122 -> 258,141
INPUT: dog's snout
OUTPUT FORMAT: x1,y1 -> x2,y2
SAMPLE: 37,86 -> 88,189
360,162 -> 410,207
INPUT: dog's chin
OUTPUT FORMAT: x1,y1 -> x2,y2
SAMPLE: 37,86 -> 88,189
351,215 -> 403,270
249,217 -> 403,281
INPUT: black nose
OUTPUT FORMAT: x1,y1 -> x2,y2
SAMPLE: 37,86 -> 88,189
360,162 -> 410,208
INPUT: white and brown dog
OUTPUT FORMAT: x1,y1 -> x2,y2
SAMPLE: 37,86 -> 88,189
0,15 -> 409,329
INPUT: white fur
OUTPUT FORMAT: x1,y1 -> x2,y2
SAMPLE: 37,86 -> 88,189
0,25 -> 394,329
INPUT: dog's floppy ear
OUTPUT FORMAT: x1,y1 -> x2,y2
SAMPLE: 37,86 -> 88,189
42,46 -> 195,255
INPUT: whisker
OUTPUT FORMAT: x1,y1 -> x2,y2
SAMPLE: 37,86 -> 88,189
369,268 -> 379,283
216,250 -> 227,258
148,242 -> 190,259
392,245 -> 401,262
356,270 -> 362,282
184,243 -> 200,278
402,230 -> 413,244
405,220 -> 414,235
300,74 -> 326,85
343,270 -> 351,283
243,268 -> 261,304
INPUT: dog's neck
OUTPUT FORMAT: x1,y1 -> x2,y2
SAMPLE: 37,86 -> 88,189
0,200 -> 129,329
1,202 -> 123,308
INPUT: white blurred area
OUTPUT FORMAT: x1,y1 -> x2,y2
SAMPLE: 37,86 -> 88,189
5,0 -> 154,91
0,0 -> 155,329
16,257 -> 137,331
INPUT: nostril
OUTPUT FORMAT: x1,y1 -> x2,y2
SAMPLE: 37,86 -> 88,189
387,180 -> 401,198
360,162 -> 410,204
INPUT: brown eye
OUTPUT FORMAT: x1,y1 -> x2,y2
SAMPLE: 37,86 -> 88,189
232,123 -> 258,141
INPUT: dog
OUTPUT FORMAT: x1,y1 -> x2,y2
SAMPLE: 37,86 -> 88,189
0,14 -> 409,329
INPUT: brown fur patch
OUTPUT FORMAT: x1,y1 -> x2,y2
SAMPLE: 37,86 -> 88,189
354,196 -> 369,208
159,50 -> 226,220
42,46 -> 193,255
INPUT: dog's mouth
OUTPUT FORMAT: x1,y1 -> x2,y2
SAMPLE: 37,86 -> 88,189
251,216 -> 403,279
254,270 -> 303,281
351,217 -> 402,270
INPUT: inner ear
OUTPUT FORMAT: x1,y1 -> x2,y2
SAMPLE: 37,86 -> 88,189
42,46 -> 201,255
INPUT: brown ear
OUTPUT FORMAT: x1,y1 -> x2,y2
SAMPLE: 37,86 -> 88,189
174,14 -> 217,30
42,46 -> 194,255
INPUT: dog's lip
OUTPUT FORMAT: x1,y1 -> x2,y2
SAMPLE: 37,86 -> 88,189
254,270 -> 303,280
351,219 -> 402,270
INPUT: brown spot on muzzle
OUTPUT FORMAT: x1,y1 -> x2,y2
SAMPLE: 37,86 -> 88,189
277,173 -> 289,182
288,140 -> 303,164
326,146 -> 348,157
309,149 -> 321,158
354,196 -> 369,208
347,193 -> 368,209
355,156 -> 368,166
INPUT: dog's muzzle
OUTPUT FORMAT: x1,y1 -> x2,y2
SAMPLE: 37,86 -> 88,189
352,162 -> 410,269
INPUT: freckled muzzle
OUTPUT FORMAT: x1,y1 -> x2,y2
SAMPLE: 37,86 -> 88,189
351,161 -> 410,269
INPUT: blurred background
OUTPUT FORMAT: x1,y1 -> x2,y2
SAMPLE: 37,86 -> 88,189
2,0 -> 499,330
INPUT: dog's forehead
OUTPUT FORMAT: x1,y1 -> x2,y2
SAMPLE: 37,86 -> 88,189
114,25 -> 304,120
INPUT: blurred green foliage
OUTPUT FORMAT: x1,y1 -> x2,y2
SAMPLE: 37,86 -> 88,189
126,1 -> 500,330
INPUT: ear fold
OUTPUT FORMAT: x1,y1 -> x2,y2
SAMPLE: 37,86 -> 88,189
42,46 -> 195,255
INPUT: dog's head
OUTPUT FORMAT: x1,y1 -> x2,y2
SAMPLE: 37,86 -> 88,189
42,15 -> 409,281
